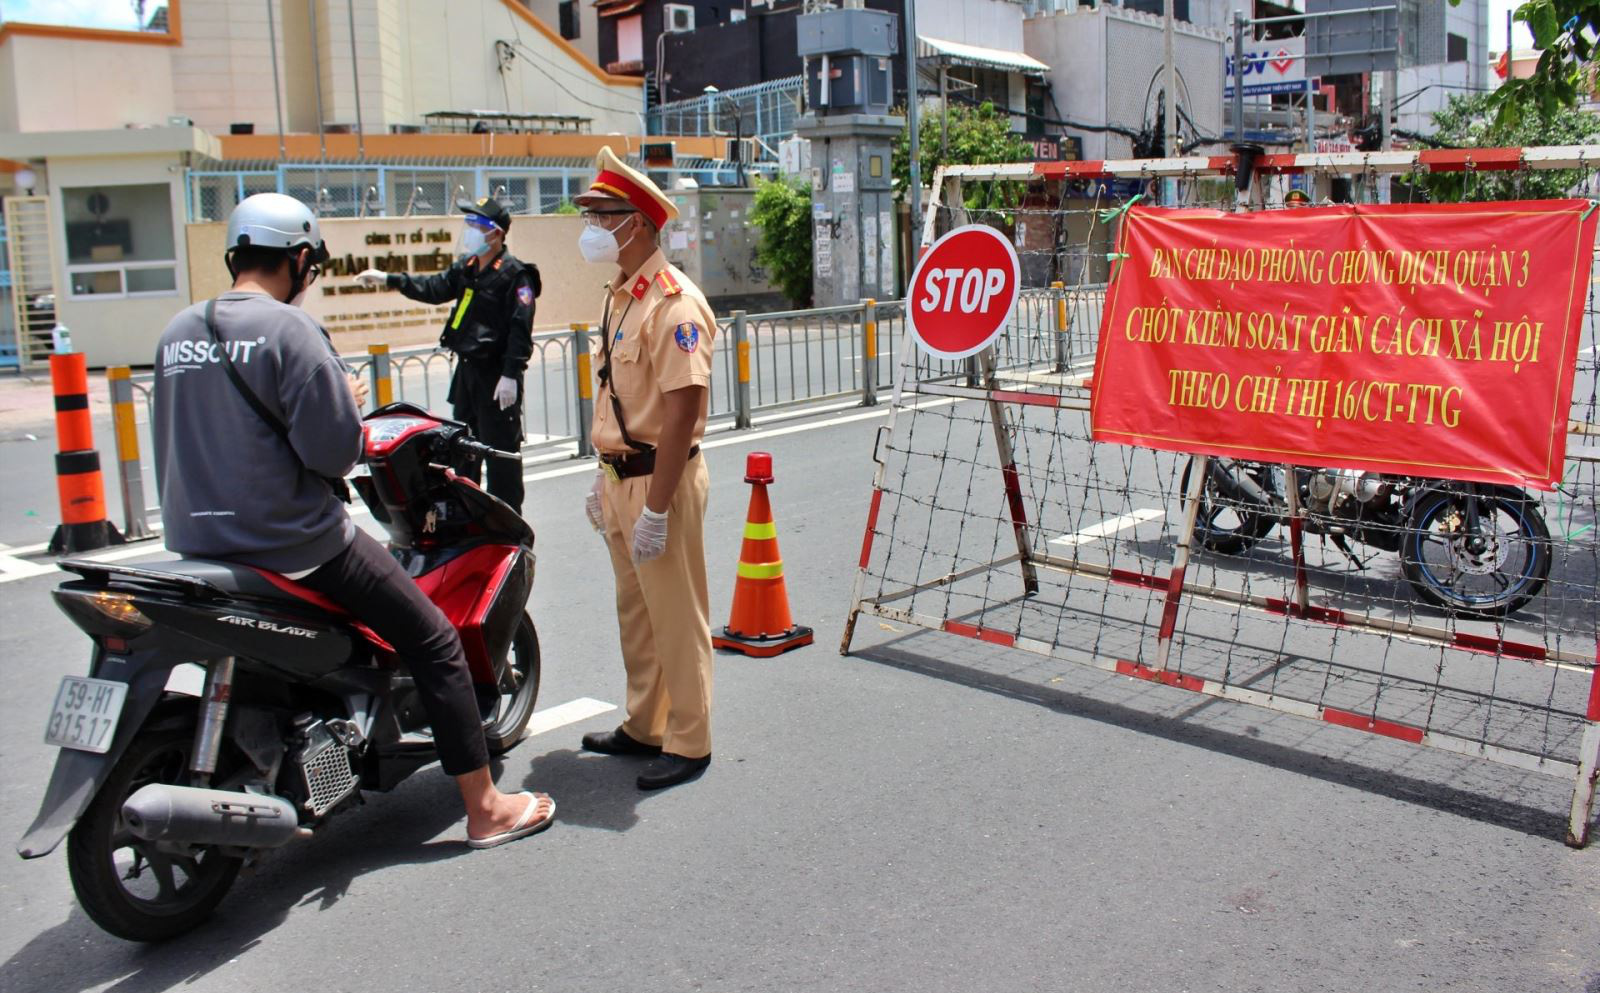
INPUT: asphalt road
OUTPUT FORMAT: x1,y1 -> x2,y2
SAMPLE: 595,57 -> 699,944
1,401 -> 1597,993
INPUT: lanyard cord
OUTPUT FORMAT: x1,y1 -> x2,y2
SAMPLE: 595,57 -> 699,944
597,287 -> 648,453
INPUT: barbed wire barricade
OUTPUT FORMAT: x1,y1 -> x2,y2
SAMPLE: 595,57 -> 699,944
843,147 -> 1600,846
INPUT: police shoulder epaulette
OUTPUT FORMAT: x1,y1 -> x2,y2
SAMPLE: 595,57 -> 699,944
654,268 -> 683,296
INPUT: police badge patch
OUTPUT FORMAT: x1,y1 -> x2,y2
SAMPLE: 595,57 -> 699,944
674,323 -> 700,353
517,284 -> 533,306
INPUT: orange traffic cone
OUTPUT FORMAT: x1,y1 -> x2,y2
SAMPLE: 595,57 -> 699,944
713,452 -> 814,657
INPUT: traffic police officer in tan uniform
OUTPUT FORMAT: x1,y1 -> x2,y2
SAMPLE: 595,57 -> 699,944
574,147 -> 716,790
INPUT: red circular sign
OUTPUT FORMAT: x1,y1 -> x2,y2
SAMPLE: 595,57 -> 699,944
907,224 -> 1022,360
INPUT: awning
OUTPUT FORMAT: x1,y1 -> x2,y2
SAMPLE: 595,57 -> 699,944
917,35 -> 1050,76
595,0 -> 643,18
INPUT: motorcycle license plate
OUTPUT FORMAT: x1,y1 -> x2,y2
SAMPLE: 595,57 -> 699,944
43,676 -> 127,753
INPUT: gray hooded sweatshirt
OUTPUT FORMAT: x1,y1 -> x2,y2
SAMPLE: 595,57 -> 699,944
153,291 -> 361,573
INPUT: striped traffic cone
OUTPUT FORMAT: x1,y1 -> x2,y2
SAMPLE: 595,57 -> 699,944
713,452 -> 813,658
48,351 -> 124,554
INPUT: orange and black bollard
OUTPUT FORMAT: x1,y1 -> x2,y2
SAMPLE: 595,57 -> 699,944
712,451 -> 813,657
48,351 -> 124,554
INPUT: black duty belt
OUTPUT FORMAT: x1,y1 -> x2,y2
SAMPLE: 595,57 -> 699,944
599,445 -> 700,482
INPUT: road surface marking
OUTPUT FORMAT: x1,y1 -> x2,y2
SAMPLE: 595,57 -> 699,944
0,399 -> 963,578
1050,509 -> 1165,547
522,697 -> 616,739
0,553 -> 56,581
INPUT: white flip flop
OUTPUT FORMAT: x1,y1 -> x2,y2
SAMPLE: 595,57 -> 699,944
466,792 -> 555,849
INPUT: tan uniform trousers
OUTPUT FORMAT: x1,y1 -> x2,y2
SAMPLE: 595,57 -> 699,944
599,455 -> 713,759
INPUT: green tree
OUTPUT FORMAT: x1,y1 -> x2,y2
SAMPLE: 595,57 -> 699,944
891,101 -> 1033,206
749,175 -> 814,308
1421,91 -> 1600,201
1451,0 -> 1599,123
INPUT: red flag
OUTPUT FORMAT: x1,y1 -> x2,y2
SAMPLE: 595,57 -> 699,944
1494,49 -> 1509,79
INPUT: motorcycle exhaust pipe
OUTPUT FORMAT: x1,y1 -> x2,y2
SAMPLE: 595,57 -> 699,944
122,784 -> 306,850
1206,460 -> 1273,507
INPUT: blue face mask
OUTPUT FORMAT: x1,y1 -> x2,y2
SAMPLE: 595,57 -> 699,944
460,224 -> 490,261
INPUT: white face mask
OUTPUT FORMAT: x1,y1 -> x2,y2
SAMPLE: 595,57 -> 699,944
460,224 -> 490,261
578,224 -> 622,265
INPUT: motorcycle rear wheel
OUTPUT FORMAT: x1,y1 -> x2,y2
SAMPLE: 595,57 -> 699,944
66,726 -> 243,942
1178,460 -> 1280,555
482,613 -> 540,754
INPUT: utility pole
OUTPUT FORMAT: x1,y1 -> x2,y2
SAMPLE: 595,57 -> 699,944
1232,8 -> 1245,144
1163,0 -> 1177,203
347,0 -> 365,161
904,0 -> 922,254
267,0 -> 287,162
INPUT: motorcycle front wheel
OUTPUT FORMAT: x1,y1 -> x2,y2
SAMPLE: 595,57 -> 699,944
66,726 -> 243,942
1399,488 -> 1551,618
482,613 -> 541,754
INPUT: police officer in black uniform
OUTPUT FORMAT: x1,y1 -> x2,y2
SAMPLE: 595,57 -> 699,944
357,196 -> 539,512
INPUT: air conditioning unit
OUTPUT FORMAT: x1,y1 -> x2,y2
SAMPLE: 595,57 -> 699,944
664,3 -> 695,32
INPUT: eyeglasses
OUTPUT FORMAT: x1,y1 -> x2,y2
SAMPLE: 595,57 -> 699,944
582,209 -> 637,229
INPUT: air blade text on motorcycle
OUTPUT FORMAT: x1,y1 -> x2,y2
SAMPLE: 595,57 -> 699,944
1091,200 -> 1599,489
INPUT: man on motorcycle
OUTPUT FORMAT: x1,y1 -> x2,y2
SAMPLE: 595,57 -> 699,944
152,193 -> 553,848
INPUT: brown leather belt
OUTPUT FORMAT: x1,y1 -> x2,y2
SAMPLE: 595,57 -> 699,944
599,445 -> 699,481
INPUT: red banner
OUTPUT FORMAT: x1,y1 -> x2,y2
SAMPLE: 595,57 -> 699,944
1090,200 -> 1598,489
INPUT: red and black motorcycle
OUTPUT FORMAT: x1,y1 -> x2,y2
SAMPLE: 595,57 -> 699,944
16,403 -> 539,941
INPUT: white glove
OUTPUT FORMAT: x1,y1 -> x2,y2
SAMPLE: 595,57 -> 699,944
631,506 -> 669,563
585,471 -> 605,534
493,376 -> 518,410
354,268 -> 388,287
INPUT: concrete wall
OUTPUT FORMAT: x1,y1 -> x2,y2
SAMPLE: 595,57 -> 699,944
525,0 -> 601,66
1025,6 -> 1223,161
171,0 -> 290,135
919,0 -> 1029,52
2,0 -> 640,141
293,0 -> 643,135
0,34 -> 177,132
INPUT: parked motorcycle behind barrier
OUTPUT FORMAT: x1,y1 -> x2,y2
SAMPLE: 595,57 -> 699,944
16,403 -> 540,941
1180,458 -> 1552,618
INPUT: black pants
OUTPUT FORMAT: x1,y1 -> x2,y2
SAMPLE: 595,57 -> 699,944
449,361 -> 524,514
302,530 -> 489,776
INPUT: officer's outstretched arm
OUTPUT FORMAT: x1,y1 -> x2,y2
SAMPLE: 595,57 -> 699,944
386,264 -> 465,305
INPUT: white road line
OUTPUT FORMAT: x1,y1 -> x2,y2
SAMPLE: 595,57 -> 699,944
0,553 -> 56,581
1050,508 -> 1165,547
521,697 -> 616,739
516,397 -> 958,485
2,397 -> 961,569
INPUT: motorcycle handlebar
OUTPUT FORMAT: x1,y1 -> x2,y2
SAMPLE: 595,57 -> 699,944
449,432 -> 520,462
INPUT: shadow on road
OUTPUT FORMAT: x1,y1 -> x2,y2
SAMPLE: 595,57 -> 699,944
518,747 -> 650,833
854,642 -> 1586,844
0,750 -> 600,993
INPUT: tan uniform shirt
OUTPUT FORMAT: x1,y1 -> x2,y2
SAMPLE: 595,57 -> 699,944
590,249 -> 717,455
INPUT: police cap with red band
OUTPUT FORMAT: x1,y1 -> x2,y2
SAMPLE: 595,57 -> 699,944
574,145 -> 678,229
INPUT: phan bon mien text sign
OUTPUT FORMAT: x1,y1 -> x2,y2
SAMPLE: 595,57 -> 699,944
1090,201 -> 1599,489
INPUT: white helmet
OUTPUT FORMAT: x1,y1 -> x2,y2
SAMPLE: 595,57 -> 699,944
225,193 -> 329,265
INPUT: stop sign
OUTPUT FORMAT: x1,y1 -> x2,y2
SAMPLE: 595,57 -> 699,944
907,224 -> 1021,360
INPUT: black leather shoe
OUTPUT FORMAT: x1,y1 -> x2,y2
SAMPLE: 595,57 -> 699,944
637,753 -> 711,790
581,727 -> 662,757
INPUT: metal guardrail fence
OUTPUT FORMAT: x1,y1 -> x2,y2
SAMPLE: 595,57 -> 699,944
120,288 -> 1093,510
